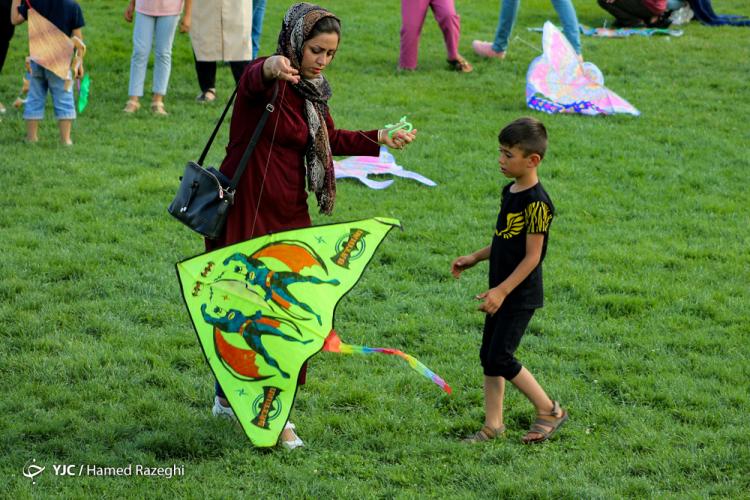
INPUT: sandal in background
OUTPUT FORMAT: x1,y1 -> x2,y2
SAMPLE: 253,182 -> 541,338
123,99 -> 141,113
151,101 -> 168,116
196,88 -> 217,103
447,55 -> 473,73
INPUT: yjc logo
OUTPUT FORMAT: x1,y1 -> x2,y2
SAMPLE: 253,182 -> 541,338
22,459 -> 45,484
52,464 -> 77,476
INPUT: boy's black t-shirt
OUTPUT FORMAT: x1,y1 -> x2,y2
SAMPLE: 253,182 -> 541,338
18,0 -> 85,37
489,181 -> 554,310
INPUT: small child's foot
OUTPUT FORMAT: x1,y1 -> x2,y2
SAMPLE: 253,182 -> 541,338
463,424 -> 505,443
0,101 -> 6,113
62,139 -> 73,146
521,401 -> 568,444
25,137 -> 39,143
472,41 -> 506,60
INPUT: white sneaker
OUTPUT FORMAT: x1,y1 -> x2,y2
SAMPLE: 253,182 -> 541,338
212,396 -> 236,419
281,422 -> 304,450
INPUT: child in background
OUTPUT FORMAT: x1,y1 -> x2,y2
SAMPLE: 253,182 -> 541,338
399,0 -> 473,73
123,0 -> 185,115
451,117 -> 568,444
11,0 -> 85,145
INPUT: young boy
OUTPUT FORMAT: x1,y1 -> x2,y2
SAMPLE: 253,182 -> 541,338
11,0 -> 85,145
451,117 -> 567,444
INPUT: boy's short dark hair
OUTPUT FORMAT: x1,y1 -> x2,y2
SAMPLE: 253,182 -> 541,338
498,117 -> 548,159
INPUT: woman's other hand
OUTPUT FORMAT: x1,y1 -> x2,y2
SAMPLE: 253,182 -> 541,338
379,128 -> 418,150
263,56 -> 300,84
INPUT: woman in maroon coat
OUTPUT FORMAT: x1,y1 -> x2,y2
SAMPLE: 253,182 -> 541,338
208,3 -> 417,449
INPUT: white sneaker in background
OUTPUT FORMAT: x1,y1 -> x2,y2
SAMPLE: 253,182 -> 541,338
212,396 -> 236,419
281,422 -> 304,450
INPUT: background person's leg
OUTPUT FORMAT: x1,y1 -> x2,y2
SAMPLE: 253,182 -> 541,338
492,0 -> 520,53
251,0 -> 267,59
430,0 -> 461,61
551,0 -> 583,53
194,57 -> 216,94
128,12 -> 155,99
151,14 -> 179,97
399,0 -> 430,69
230,60 -> 250,84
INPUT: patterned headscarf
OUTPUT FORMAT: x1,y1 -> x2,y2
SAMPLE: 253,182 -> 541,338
276,3 -> 340,215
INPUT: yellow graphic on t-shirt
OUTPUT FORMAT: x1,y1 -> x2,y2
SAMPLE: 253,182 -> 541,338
495,212 -> 524,239
525,201 -> 552,233
494,202 -> 551,239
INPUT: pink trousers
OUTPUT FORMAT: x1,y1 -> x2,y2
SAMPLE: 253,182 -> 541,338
399,0 -> 461,69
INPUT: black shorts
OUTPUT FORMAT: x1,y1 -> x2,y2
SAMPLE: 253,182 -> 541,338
480,308 -> 535,378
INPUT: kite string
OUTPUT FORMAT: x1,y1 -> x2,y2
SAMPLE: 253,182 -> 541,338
250,81 -> 287,239
512,35 -> 543,53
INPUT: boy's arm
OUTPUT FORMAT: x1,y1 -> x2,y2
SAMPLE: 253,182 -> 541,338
451,245 -> 490,279
477,233 -> 544,315
10,0 -> 25,25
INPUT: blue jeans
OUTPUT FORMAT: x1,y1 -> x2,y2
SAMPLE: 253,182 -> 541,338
251,0 -> 267,59
24,61 -> 75,120
128,11 -> 179,96
492,0 -> 582,54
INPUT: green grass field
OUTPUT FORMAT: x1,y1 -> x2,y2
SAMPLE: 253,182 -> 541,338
1,0 -> 749,497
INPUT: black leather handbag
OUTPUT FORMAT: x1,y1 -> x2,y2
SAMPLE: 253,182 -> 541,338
168,83 -> 279,239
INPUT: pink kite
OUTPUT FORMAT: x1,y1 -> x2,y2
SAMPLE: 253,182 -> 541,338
334,147 -> 436,190
526,22 -> 640,116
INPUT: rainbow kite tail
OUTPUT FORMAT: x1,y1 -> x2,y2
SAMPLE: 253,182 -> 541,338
323,330 -> 452,394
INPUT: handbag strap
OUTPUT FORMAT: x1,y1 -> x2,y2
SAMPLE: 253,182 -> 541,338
197,81 -> 280,193
229,82 -> 279,192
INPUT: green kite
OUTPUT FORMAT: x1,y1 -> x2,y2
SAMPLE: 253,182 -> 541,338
176,217 -> 450,447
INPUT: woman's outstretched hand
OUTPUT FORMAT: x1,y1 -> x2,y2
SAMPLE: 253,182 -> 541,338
379,128 -> 418,150
263,56 -> 300,84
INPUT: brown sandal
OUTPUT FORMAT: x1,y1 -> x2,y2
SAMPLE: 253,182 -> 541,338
522,401 -> 568,444
463,424 -> 506,443
447,56 -> 473,73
